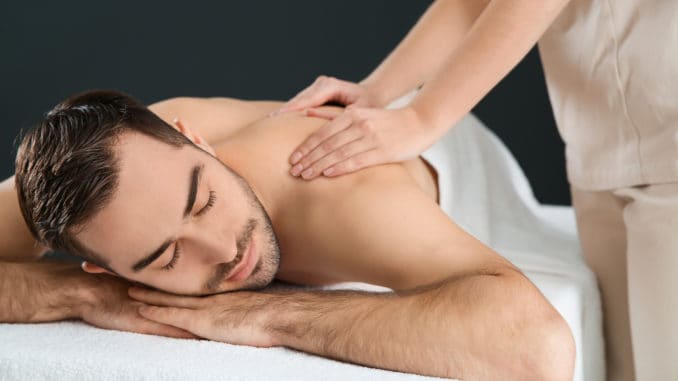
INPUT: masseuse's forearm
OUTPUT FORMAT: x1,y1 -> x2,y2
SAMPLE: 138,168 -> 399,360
0,260 -> 87,322
409,0 -> 570,136
361,0 -> 490,106
269,270 -> 574,380
0,176 -> 49,261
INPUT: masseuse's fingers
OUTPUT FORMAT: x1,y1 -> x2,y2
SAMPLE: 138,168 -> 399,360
289,110 -> 354,167
272,76 -> 363,116
272,76 -> 338,116
301,136 -> 375,179
304,107 -> 343,120
293,125 -> 368,179
322,149 -> 382,178
128,286 -> 205,309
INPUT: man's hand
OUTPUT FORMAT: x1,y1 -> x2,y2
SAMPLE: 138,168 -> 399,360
77,274 -> 197,339
288,106 -> 435,180
129,286 -> 277,347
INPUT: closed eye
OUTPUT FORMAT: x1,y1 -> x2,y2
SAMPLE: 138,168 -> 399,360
162,243 -> 180,271
161,191 -> 215,271
196,190 -> 216,217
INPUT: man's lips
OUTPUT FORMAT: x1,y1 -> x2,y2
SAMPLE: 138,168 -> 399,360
225,236 -> 256,282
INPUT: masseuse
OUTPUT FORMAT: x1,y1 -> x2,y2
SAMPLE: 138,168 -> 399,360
272,1 -> 678,380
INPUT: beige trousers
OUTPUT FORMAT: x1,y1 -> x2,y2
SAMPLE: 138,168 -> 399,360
571,184 -> 678,381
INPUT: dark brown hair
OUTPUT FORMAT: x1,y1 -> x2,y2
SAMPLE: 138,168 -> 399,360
15,89 -> 191,270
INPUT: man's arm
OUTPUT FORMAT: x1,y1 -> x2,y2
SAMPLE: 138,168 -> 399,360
0,260 -> 82,322
270,268 -> 572,380
133,261 -> 573,380
0,258 -> 196,338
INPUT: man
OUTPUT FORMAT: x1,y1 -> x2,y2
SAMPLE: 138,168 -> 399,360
0,90 -> 574,380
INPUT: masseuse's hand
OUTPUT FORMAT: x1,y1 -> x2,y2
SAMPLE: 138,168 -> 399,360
78,274 -> 197,339
270,75 -> 380,116
128,286 -> 281,347
288,106 -> 432,179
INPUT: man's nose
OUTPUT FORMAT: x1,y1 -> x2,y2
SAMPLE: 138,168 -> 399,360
192,226 -> 237,265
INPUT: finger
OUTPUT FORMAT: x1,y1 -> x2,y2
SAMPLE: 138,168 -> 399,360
302,137 -> 374,180
289,113 -> 354,167
132,317 -> 199,339
304,107 -> 343,120
85,307 -> 198,339
129,286 -> 204,309
138,305 -> 199,333
295,126 -> 365,179
322,149 -> 383,177
272,76 -> 338,116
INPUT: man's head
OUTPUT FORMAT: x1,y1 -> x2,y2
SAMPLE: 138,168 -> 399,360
15,90 -> 280,295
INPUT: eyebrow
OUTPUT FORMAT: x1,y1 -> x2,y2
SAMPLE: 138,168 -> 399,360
131,163 -> 203,273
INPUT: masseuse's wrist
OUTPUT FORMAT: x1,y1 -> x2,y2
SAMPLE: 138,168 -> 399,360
407,99 -> 452,138
359,77 -> 398,108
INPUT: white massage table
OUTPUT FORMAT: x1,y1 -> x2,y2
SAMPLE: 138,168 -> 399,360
0,96 -> 604,380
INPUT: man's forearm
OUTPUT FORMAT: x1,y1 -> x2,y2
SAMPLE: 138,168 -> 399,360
361,0 -> 490,106
0,260 -> 86,322
267,270 -> 574,380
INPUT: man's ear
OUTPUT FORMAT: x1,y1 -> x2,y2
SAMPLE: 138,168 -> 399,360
173,117 -> 216,156
81,261 -> 117,276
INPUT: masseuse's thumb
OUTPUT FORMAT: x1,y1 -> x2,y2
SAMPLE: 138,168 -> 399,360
271,75 -> 354,116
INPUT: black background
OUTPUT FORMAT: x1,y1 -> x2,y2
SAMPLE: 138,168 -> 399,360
0,0 -> 569,205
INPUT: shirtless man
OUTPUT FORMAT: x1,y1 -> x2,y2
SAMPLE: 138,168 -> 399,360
0,90 -> 574,380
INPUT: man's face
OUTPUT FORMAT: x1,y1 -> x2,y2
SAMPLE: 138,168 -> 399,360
76,131 -> 280,295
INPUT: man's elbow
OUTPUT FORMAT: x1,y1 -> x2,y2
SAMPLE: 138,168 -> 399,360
529,307 -> 576,381
513,279 -> 576,381
439,269 -> 575,380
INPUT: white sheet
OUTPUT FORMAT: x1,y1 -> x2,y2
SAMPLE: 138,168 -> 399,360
0,109 -> 603,381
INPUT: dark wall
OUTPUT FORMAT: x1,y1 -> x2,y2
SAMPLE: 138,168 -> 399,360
1,0 -> 569,205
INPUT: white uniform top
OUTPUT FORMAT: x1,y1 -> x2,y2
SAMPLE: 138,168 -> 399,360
538,0 -> 678,190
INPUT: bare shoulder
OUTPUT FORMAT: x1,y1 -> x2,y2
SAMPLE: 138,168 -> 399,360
148,97 -> 284,144
305,167 -> 513,291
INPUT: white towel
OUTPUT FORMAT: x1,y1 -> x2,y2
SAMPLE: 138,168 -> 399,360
0,319 -> 450,381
